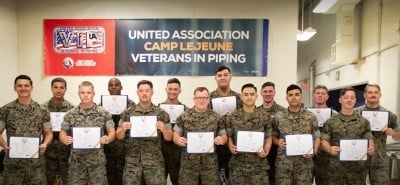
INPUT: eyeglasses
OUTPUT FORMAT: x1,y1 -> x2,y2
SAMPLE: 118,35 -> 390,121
194,97 -> 209,100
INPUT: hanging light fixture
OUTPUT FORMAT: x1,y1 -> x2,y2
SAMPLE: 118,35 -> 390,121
297,0 -> 317,41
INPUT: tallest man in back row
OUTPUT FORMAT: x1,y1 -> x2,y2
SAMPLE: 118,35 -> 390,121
210,65 -> 243,184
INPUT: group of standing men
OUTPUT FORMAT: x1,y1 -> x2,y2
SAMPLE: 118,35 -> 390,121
0,65 -> 399,185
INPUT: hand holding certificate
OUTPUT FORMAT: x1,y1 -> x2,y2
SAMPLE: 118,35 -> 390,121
72,127 -> 102,149
50,112 -> 67,132
236,131 -> 264,153
339,139 -> 369,161
187,132 -> 215,153
8,136 -> 40,159
361,111 -> 389,131
211,96 -> 237,116
285,134 -> 314,156
101,95 -> 128,115
130,116 -> 158,138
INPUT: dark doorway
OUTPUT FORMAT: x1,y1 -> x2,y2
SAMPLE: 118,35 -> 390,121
327,83 -> 367,112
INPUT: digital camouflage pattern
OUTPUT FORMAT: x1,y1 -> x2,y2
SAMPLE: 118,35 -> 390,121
119,103 -> 170,185
272,109 -> 320,185
61,104 -> 114,185
0,100 -> 51,185
321,112 -> 373,185
174,108 -> 226,185
226,108 -> 273,185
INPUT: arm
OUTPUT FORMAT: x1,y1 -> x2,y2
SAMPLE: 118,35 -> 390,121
314,137 -> 321,154
321,139 -> 340,156
39,128 -> 53,154
59,130 -> 72,145
227,136 -> 237,154
215,134 -> 227,145
257,136 -> 272,158
101,127 -> 115,144
0,128 -> 9,152
367,138 -> 375,155
173,131 -> 186,147
272,136 -> 286,149
158,121 -> 172,141
385,128 -> 400,140
116,122 -> 131,140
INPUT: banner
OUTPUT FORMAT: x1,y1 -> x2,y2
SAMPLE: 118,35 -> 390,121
115,19 -> 269,76
44,19 -> 115,75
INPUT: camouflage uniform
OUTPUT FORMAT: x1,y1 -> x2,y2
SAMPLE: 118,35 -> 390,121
226,108 -> 273,185
356,105 -> 399,185
321,112 -> 373,185
0,99 -> 51,185
101,99 -> 135,185
272,108 -> 320,185
119,103 -> 171,185
61,104 -> 114,185
257,102 -> 286,185
174,108 -> 226,185
159,101 -> 187,185
42,99 -> 74,185
209,89 -> 243,184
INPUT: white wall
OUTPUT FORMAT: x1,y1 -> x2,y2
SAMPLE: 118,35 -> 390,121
2,0 -> 299,108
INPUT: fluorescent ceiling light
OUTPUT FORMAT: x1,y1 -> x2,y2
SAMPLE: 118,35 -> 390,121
297,27 -> 317,41
313,0 -> 338,13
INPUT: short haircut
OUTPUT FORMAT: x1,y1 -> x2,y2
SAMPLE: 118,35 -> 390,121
214,65 -> 231,74
261,81 -> 275,89
193,87 -> 209,95
340,87 -> 356,97
137,80 -> 153,89
286,84 -> 302,94
79,81 -> 94,89
241,83 -> 257,92
167,78 -> 181,86
364,84 -> 381,92
313,85 -> 328,93
14,74 -> 32,86
51,77 -> 67,87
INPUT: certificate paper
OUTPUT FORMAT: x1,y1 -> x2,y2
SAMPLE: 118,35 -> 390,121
285,134 -> 314,156
361,111 -> 389,131
130,116 -> 158,138
50,112 -> 66,132
72,127 -> 102,149
101,95 -> 128,115
8,136 -> 40,159
339,139 -> 368,161
236,131 -> 264,153
211,96 -> 237,116
306,108 -> 332,127
159,104 -> 184,123
187,132 -> 215,153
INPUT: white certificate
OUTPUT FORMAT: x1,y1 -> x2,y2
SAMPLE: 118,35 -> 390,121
72,127 -> 102,149
50,112 -> 66,132
236,131 -> 264,153
211,96 -> 237,116
361,111 -> 389,131
306,108 -> 332,127
285,134 -> 314,156
101,95 -> 128,115
339,139 -> 368,161
130,116 -> 158,138
8,136 -> 40,159
159,104 -> 184,123
187,132 -> 215,153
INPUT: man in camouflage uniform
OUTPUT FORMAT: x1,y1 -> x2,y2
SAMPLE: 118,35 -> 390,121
60,81 -> 115,185
321,87 -> 375,185
272,84 -> 320,185
257,81 -> 286,185
100,78 -> 135,185
159,78 -> 187,185
209,65 -> 243,184
227,83 -> 273,184
43,77 -> 74,185
116,80 -> 172,185
0,74 -> 53,185
355,84 -> 400,185
173,87 -> 227,185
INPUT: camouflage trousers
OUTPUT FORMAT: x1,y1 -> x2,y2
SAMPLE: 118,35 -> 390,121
179,153 -> 220,185
104,139 -> 126,185
313,151 -> 329,185
275,156 -> 313,185
123,155 -> 166,184
368,164 -> 390,185
68,161 -> 108,185
325,159 -> 367,185
4,157 -> 47,185
161,139 -> 182,185
45,139 -> 70,185
228,159 -> 269,185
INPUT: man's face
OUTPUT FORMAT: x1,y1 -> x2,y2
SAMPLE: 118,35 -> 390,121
108,79 -> 122,95
339,90 -> 356,110
215,69 -> 232,88
241,87 -> 257,107
14,79 -> 33,98
364,86 -> 381,104
286,89 -> 303,107
78,85 -> 95,104
137,84 -> 153,103
261,86 -> 275,103
51,82 -> 67,99
313,88 -> 329,105
166,83 -> 181,101
193,90 -> 210,111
